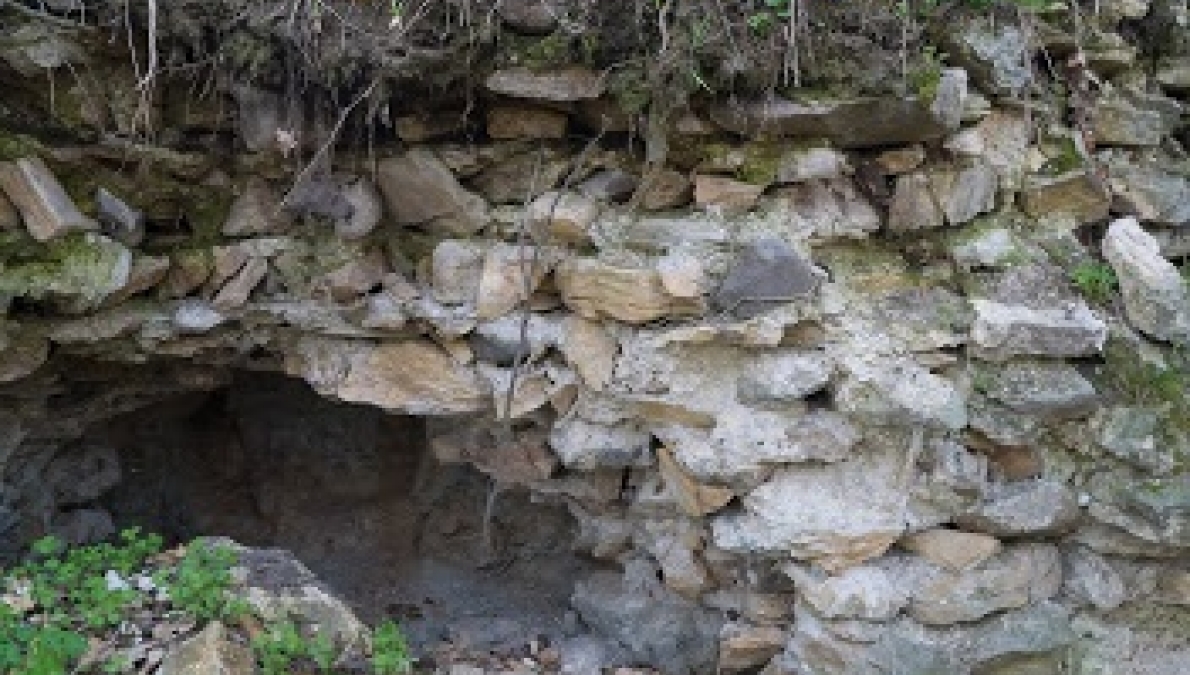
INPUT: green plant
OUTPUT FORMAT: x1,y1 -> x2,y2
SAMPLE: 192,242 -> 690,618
748,0 -> 790,34
371,620 -> 414,675
1069,261 -> 1118,304
163,541 -> 248,623
252,619 -> 339,675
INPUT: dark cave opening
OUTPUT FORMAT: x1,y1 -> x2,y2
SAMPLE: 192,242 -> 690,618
90,369 -> 593,650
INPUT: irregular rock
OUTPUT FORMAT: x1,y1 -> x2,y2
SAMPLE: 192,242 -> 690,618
639,168 -> 693,211
497,0 -> 559,33
1157,57 -> 1190,94
578,169 -> 638,203
958,480 -> 1081,536
1086,474 -> 1190,547
431,239 -> 486,306
717,623 -> 786,672
1102,217 -> 1190,342
835,357 -> 967,431
657,446 -> 735,517
0,232 -> 132,313
557,258 -> 704,324
106,254 -> 170,304
662,409 -> 858,487
970,298 -> 1108,361
173,299 -> 225,334
708,92 -> 963,148
789,564 -> 909,621
527,190 -> 600,244
775,147 -> 850,184
771,177 -> 883,241
875,146 -> 926,174
223,179 -> 289,236
1092,95 -> 1174,147
712,451 -> 906,571
95,187 -> 144,246
571,561 -> 722,675
944,18 -> 1031,96
933,162 -> 998,225
713,238 -> 823,319
0,157 -> 97,241
979,359 -> 1097,419
1105,157 -> 1190,227
476,243 -> 556,319
1020,170 -> 1110,224
211,257 -> 268,311
321,249 -> 387,303
1063,546 -> 1126,611
693,175 -> 764,216
656,250 -> 706,299
287,338 -> 490,415
376,150 -> 489,235
887,172 -> 943,231
158,621 -> 254,675
737,351 -> 831,404
549,412 -> 651,470
470,313 -> 559,364
485,67 -> 605,102
559,316 -> 618,390
0,188 -> 20,231
231,83 -> 284,152
335,178 -> 383,240
0,332 -> 49,383
1091,406 -> 1174,474
900,529 -> 1002,572
910,544 -> 1062,625
162,249 -> 212,299
487,104 -> 568,140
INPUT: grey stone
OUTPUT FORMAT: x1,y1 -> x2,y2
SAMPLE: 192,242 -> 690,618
958,480 -> 1081,536
936,162 -> 998,225
223,179 -> 290,236
1020,171 -> 1110,224
1104,158 -> 1190,227
788,564 -> 909,621
231,83 -> 284,152
158,621 -> 255,675
970,298 -> 1108,361
485,67 -> 605,102
979,360 -> 1097,419
711,449 -> 906,572
887,171 -> 944,231
1092,406 -> 1175,474
775,147 -> 851,184
570,561 -> 722,675
1086,473 -> 1190,547
835,357 -> 968,431
50,508 -> 115,546
946,18 -> 1032,96
578,169 -> 638,203
0,157 -> 98,242
1063,546 -> 1126,611
470,313 -> 560,365
737,352 -> 832,404
708,94 -> 963,148
95,187 -> 144,247
497,0 -> 559,34
713,238 -> 824,319
910,544 -> 1062,625
558,636 -> 630,675
376,150 -> 489,235
173,299 -> 226,334
1103,217 -> 1190,343
1092,95 -> 1175,147
335,178 -> 383,240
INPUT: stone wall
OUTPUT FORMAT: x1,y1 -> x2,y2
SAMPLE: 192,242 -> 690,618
1,0 -> 1189,673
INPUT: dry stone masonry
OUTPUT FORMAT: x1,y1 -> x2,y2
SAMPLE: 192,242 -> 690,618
1,0 -> 1190,673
